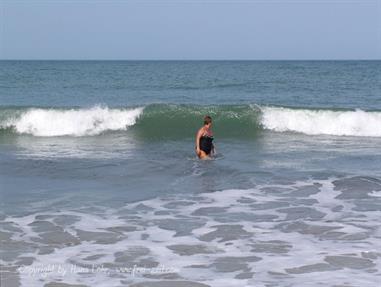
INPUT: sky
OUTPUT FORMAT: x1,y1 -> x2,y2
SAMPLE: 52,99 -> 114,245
1,0 -> 380,60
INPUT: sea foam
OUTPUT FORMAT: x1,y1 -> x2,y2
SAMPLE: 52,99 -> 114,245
5,106 -> 143,137
261,107 -> 381,137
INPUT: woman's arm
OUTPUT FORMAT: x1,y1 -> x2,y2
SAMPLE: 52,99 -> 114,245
195,128 -> 203,155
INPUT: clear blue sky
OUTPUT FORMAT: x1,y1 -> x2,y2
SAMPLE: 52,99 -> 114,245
1,0 -> 380,60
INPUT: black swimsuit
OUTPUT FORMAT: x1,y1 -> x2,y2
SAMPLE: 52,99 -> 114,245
199,135 -> 214,155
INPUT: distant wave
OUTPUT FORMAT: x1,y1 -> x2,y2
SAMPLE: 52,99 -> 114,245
1,104 -> 381,138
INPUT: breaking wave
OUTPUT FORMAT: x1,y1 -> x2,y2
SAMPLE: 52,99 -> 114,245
1,104 -> 381,138
0,106 -> 143,137
261,106 -> 381,137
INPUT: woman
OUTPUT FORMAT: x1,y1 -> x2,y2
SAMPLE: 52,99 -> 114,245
195,115 -> 215,159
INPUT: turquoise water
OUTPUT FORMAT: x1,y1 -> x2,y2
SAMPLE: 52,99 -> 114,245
1,61 -> 381,287
2,60 -> 380,108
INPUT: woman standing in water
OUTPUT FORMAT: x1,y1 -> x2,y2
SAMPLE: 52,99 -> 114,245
195,115 -> 214,159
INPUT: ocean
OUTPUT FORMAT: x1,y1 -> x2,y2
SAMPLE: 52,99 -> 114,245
1,60 -> 380,287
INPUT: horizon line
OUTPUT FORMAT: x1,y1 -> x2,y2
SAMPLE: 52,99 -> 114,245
1,58 -> 380,61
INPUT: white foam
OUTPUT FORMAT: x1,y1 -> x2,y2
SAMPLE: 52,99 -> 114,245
369,190 -> 381,197
4,106 -> 143,137
261,107 -> 381,137
5,178 -> 381,287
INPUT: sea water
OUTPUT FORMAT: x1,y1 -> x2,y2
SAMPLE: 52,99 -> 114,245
0,60 -> 380,286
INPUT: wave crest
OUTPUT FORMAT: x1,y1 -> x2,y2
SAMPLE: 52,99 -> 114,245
1,104 -> 381,138
261,107 -> 381,137
2,106 -> 143,136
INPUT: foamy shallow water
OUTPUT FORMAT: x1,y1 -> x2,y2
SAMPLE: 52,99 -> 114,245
1,177 -> 380,287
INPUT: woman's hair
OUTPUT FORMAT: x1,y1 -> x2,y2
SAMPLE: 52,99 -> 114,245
204,115 -> 212,125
